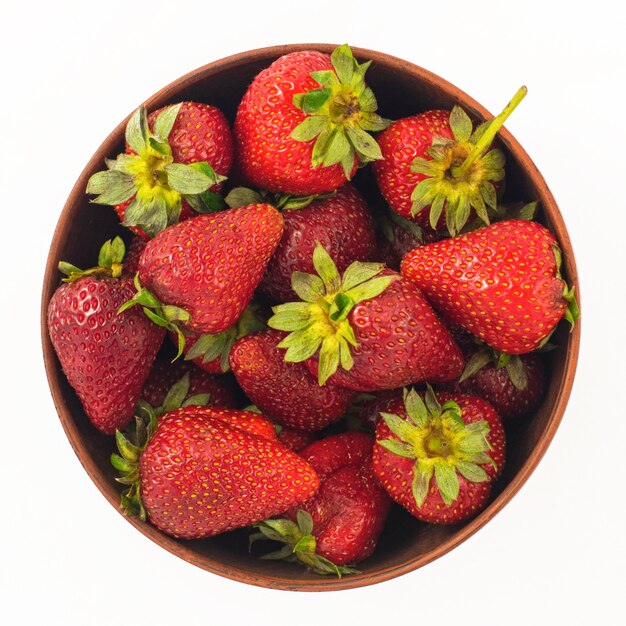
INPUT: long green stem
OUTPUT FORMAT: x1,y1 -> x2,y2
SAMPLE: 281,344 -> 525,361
451,86 -> 528,179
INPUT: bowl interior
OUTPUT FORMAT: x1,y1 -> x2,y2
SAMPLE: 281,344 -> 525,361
41,44 -> 579,591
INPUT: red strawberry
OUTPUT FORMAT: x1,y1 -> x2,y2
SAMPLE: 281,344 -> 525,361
275,424 -> 317,452
373,88 -> 527,235
401,219 -> 579,353
112,405 -> 319,539
241,404 -> 318,450
122,236 -> 147,276
251,432 -> 390,574
122,204 -> 284,345
269,243 -> 464,391
234,45 -> 389,196
140,356 -> 243,412
47,238 -> 164,434
176,304 -> 267,374
227,183 -> 378,303
455,351 -> 547,421
230,329 -> 357,431
372,386 -> 505,524
376,210 -> 439,271
87,102 -> 233,238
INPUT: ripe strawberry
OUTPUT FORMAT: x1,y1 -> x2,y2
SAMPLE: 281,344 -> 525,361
112,405 -> 319,539
47,238 -> 164,435
122,236 -> 147,276
274,424 -> 317,452
229,329 -> 357,431
373,386 -> 505,524
121,204 -> 284,348
234,44 -> 389,196
140,356 -> 243,413
373,88 -> 527,235
176,304 -> 267,374
251,432 -> 390,575
269,243 -> 464,390
241,404 -> 318,450
455,350 -> 547,421
375,210 -> 439,271
87,102 -> 233,238
401,219 -> 579,354
226,183 -> 378,303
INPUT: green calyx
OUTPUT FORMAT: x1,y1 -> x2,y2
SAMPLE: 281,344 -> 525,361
377,385 -> 493,507
143,372 -> 211,418
225,186 -> 336,212
290,44 -> 391,179
460,347 -> 529,391
118,273 -> 190,358
268,243 -> 398,386
410,86 -> 527,236
58,236 -> 126,282
250,510 -> 359,577
183,305 -> 266,372
461,200 -> 539,235
551,244 -> 580,331
86,104 -> 226,237
111,402 -> 159,520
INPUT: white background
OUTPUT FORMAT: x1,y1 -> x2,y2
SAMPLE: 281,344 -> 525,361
3,1 -> 624,623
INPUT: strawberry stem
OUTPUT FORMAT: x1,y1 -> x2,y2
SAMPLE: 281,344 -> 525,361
451,86 -> 527,179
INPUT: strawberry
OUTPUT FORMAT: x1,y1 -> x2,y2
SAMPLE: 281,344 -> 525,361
372,386 -> 505,524
140,356 -> 243,413
268,243 -> 464,390
229,329 -> 357,431
122,236 -> 147,276
234,44 -> 390,196
274,424 -> 317,452
226,183 -> 378,303
242,404 -> 318,451
455,350 -> 547,421
121,204 -> 284,349
87,102 -> 233,238
47,238 -> 164,434
401,219 -> 579,354
251,432 -> 390,575
376,210 -> 439,271
112,405 -> 319,539
177,304 -> 267,374
373,87 -> 527,235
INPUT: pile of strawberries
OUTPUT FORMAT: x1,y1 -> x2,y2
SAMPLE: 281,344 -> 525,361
47,45 -> 578,577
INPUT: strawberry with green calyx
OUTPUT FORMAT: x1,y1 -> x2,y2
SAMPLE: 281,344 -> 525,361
87,102 -> 233,238
372,386 -> 505,524
251,432 -> 390,575
48,237 -> 165,435
227,183 -> 378,303
251,511 -> 359,577
459,200 -> 539,235
401,219 -> 579,354
234,44 -> 390,196
268,243 -> 464,390
454,349 -> 547,422
141,357 -> 243,413
374,87 -> 527,236
113,405 -> 319,538
179,304 -> 267,374
229,329 -> 357,432
119,204 -> 284,353
375,207 -> 439,270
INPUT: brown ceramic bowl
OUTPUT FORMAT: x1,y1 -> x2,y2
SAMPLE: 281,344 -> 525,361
41,44 -> 580,591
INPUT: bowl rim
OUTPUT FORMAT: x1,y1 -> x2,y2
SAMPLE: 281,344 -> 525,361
41,42 -> 580,592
